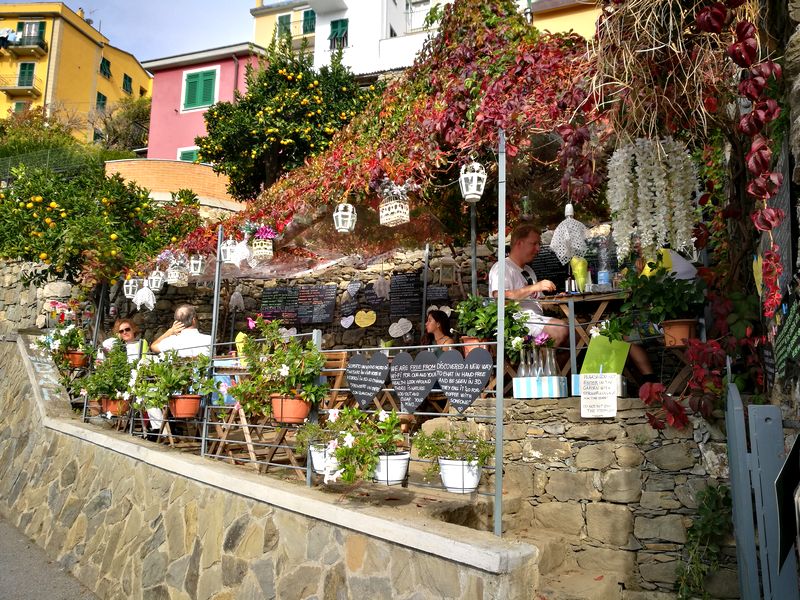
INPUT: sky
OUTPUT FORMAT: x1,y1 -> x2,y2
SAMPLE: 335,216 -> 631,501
0,0 -> 255,62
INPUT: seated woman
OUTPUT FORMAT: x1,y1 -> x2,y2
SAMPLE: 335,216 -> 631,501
422,309 -> 457,355
102,318 -> 148,363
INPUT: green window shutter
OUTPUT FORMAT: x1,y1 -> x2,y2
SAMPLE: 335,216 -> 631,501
100,58 -> 111,78
179,149 -> 198,162
37,21 -> 45,39
184,72 -> 200,108
13,101 -> 28,113
328,20 -> 339,40
18,63 -> 34,86
277,14 -> 291,37
200,70 -> 215,106
96,92 -> 107,111
123,74 -> 132,94
303,10 -> 316,34
184,70 -> 215,109
16,22 -> 23,34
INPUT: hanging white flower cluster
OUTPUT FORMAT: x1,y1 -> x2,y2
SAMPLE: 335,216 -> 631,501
606,137 -> 699,261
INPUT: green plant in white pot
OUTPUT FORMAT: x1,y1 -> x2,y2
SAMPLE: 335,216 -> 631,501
414,426 -> 494,494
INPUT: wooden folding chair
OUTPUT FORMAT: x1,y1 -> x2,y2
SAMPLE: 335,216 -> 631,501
320,351 -> 351,409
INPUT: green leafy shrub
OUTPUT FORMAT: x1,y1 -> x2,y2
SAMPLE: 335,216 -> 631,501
413,426 -> 494,480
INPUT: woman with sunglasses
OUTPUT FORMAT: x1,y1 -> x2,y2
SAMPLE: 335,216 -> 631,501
101,318 -> 149,362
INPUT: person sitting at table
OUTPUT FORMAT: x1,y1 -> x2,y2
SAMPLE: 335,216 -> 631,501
488,223 -> 569,348
150,304 -> 211,357
101,318 -> 148,363
422,309 -> 457,355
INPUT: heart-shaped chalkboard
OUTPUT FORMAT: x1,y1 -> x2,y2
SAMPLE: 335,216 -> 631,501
390,351 -> 439,413
340,315 -> 355,329
436,349 -> 494,413
346,280 -> 362,298
345,353 -> 390,409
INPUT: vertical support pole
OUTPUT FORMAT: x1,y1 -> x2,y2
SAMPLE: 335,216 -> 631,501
494,129 -> 506,537
567,298 -> 577,376
471,203 -> 478,296
421,243 -> 430,332
309,328 -> 323,487
202,225 -> 224,459
84,282 -> 107,422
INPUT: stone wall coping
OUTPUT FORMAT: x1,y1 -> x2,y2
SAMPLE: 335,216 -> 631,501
17,335 -> 537,575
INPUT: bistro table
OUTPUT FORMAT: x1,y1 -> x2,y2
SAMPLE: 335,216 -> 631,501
539,290 -> 628,376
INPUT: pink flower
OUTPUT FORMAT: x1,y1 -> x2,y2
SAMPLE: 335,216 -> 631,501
233,402 -> 241,411
247,317 -> 256,330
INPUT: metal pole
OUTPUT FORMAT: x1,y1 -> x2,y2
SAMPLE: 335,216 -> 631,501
421,243 -> 430,332
494,129 -> 506,537
84,282 -> 107,422
568,299 -> 578,376
471,204 -> 477,296
202,225 -> 224,458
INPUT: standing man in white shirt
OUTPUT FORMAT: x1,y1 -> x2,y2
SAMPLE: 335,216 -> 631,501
150,304 -> 212,357
488,223 -> 569,347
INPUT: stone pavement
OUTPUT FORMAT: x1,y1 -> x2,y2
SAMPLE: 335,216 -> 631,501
0,514 -> 97,600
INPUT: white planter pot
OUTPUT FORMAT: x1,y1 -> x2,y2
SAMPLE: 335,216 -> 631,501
372,451 -> 410,486
309,444 -> 338,475
438,458 -> 482,494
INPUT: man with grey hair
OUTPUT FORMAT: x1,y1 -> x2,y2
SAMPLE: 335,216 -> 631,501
150,304 -> 212,357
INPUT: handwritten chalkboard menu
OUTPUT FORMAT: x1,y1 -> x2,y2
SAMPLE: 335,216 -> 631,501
426,285 -> 450,304
530,246 -> 569,286
340,296 -> 358,317
390,351 -> 439,413
260,285 -> 337,325
436,348 -> 494,413
390,271 -> 423,319
364,284 -> 386,308
345,354 -> 390,409
775,302 -> 800,378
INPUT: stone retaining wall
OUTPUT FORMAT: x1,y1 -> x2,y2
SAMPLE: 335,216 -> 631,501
0,336 -> 537,600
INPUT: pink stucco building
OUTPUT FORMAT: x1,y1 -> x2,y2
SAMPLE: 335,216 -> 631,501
143,43 -> 268,161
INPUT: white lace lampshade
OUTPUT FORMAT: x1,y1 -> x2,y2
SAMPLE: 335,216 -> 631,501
379,196 -> 410,227
250,238 -> 274,261
459,161 -> 487,203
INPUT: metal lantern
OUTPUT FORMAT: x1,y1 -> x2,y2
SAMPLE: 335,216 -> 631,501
220,237 -> 238,265
188,254 -> 206,276
147,269 -> 166,292
251,238 -> 274,261
165,264 -> 189,287
122,278 -> 143,300
459,161 -> 487,202
333,202 -> 357,233
379,196 -> 410,227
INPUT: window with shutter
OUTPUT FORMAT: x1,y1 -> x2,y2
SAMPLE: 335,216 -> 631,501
17,63 -> 34,87
100,58 -> 112,78
303,10 -> 316,34
13,101 -> 29,113
96,92 -> 107,112
182,68 -> 217,110
277,14 -> 291,38
122,74 -> 132,94
328,19 -> 348,50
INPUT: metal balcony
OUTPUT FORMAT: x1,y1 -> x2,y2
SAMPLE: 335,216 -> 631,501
7,36 -> 48,58
0,74 -> 43,97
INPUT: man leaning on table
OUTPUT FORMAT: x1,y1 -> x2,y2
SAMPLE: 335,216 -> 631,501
488,223 -> 569,347
150,304 -> 212,357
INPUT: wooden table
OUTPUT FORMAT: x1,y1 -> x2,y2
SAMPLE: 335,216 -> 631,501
539,291 -> 628,376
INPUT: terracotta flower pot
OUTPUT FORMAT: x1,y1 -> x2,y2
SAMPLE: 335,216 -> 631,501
662,319 -> 697,347
101,396 -> 130,416
66,350 -> 90,368
270,394 -> 311,424
169,394 -> 202,418
86,399 -> 102,417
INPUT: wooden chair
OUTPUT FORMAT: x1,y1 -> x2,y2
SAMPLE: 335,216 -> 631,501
320,351 -> 351,410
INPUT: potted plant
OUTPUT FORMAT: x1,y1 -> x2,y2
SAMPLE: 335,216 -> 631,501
413,426 -> 494,493
619,262 -> 705,346
454,295 -> 528,358
234,316 -> 328,423
131,351 -> 217,418
327,408 -> 409,485
37,321 -> 95,369
80,342 -> 133,416
295,407 -> 359,475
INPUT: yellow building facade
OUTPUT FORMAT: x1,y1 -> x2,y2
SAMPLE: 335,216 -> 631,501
529,0 -> 599,40
0,2 -> 151,143
251,1 -> 316,52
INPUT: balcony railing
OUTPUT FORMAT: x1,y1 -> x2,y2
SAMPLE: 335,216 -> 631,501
0,73 -> 43,97
6,35 -> 48,57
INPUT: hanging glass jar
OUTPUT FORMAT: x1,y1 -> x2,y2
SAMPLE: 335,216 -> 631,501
146,269 -> 166,292
188,254 -> 206,276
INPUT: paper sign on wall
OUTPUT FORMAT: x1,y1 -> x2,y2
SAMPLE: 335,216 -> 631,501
580,373 -> 619,418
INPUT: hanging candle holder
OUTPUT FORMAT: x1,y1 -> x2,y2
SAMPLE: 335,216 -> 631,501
165,262 -> 189,287
147,269 -> 166,292
333,202 -> 357,233
250,238 -> 274,261
220,237 -> 238,265
122,278 -> 143,300
459,161 -> 487,203
379,195 -> 410,227
188,254 -> 206,276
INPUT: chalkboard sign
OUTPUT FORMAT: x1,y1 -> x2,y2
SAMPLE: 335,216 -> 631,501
260,285 -> 337,325
345,353 -> 390,409
364,284 -> 386,308
436,348 -> 494,413
774,302 -> 800,378
390,271 -> 423,319
530,246 -> 569,287
390,351 -> 439,413
340,296 -> 358,317
426,285 -> 450,304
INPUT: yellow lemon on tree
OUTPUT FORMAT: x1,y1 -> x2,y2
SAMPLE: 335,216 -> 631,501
110,233 -> 118,241
48,222 -> 55,228
44,217 -> 52,224
60,212 -> 66,218
25,202 -> 33,208
39,252 -> 47,260
49,201 -> 57,208
110,250 -> 117,256
171,236 -> 177,243
34,195 -> 42,203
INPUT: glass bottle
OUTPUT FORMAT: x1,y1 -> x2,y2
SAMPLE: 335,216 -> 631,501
542,347 -> 558,376
516,348 -> 530,378
531,346 -> 542,377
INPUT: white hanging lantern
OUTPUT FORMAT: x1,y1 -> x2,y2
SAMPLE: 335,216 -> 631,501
188,254 -> 206,276
147,269 -> 166,292
220,237 -> 238,265
123,278 -> 143,300
379,196 -> 410,227
459,161 -> 487,203
250,238 -> 274,261
333,202 -> 357,233
165,264 -> 189,287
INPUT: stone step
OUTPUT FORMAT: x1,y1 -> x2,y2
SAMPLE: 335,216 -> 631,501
535,569 -> 622,600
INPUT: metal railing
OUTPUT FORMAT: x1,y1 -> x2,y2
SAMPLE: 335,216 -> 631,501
0,74 -> 43,91
11,35 -> 48,51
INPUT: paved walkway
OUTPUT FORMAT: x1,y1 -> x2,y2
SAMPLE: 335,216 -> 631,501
0,514 -> 97,600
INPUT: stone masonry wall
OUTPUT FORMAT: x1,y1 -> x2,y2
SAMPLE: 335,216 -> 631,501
486,396 -> 738,598
0,338 -> 537,600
